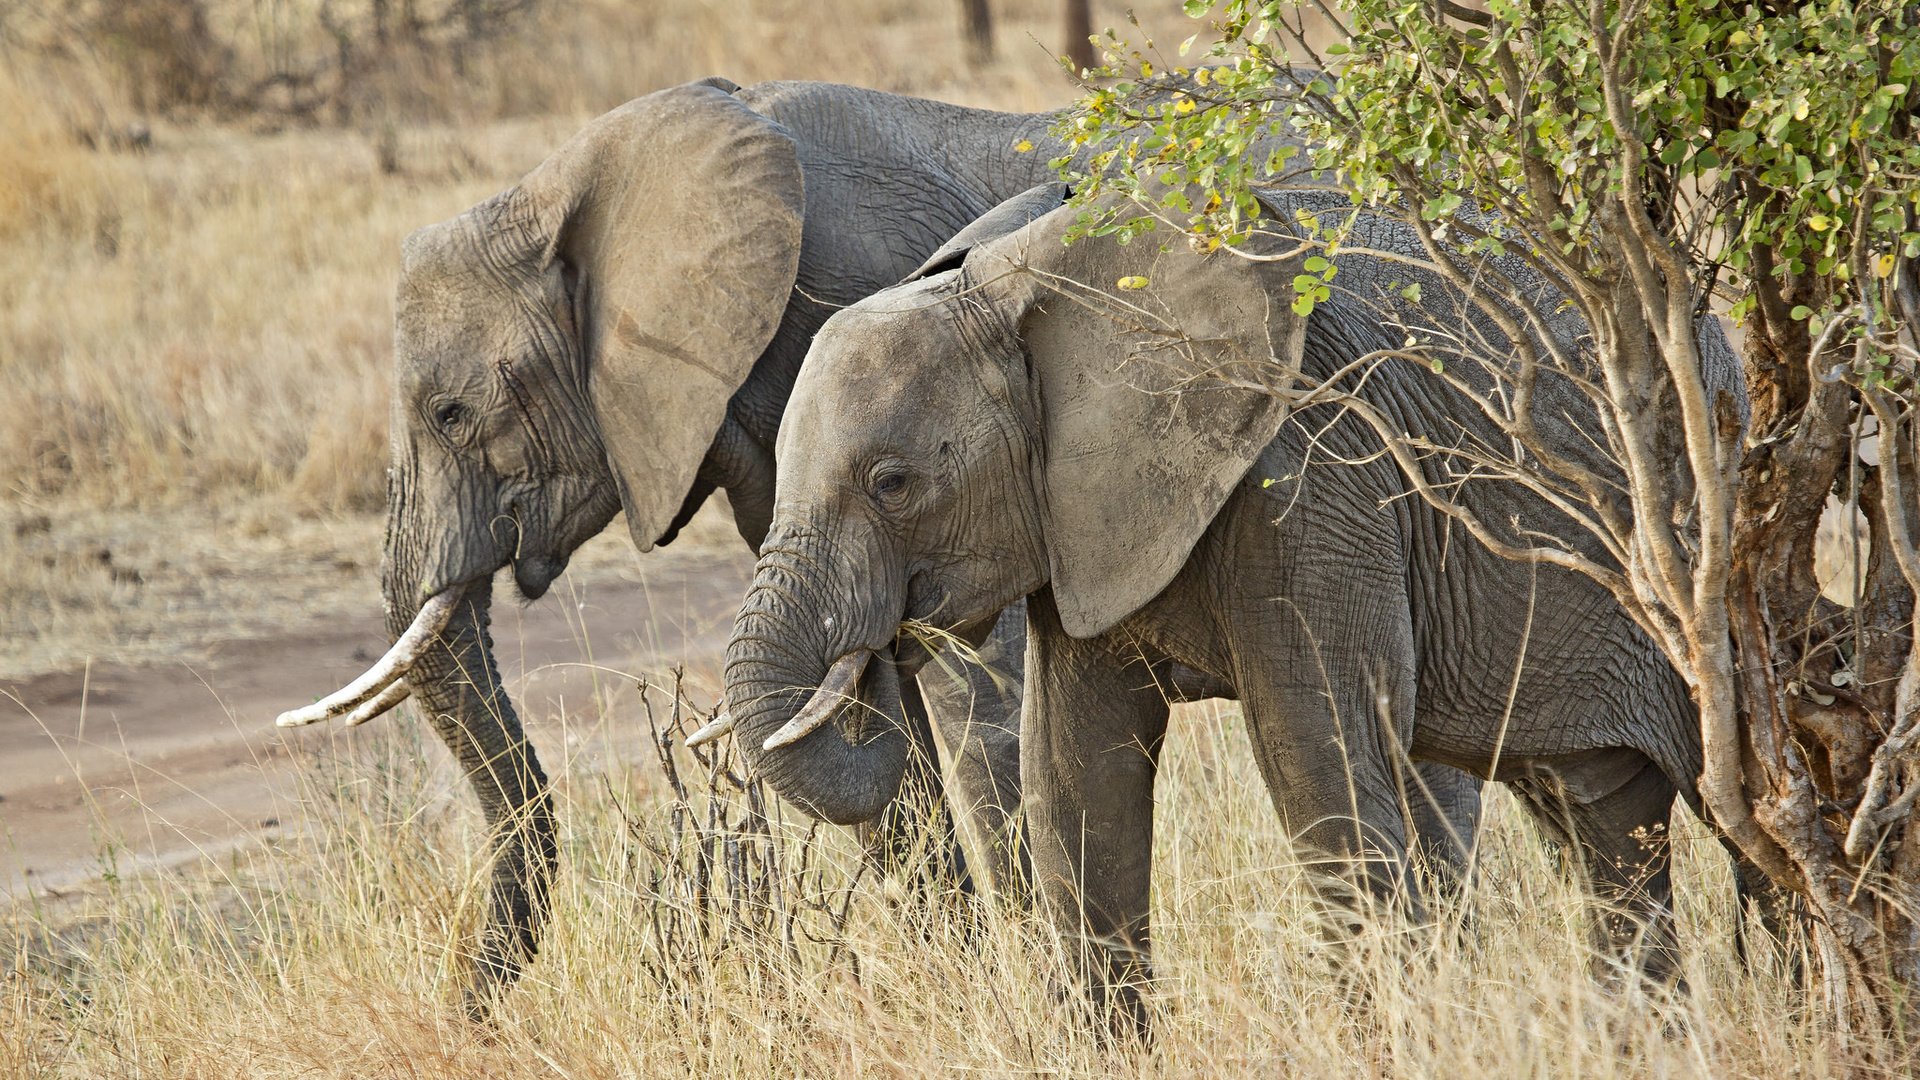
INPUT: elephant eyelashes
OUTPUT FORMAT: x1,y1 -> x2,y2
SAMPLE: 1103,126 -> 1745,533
869,470 -> 909,503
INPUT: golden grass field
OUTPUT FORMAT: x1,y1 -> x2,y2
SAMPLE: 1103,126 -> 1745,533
0,1 -> 1890,1075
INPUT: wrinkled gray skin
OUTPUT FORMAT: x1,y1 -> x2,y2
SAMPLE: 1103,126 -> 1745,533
725,189 -> 1746,1035
353,74 -> 1477,1019
370,78 -> 1072,1016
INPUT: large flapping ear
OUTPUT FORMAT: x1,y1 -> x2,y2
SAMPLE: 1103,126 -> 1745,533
905,182 -> 1069,282
515,79 -> 805,552
964,194 -> 1309,638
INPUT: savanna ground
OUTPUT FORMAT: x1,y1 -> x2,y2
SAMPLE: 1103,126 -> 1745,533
0,1 -> 1872,1074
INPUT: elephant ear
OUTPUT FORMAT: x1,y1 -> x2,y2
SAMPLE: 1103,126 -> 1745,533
515,80 -> 805,552
906,182 -> 1070,282
965,196 -> 1309,638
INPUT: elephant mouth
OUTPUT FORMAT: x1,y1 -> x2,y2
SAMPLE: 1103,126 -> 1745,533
760,644 -> 907,751
891,610 -> 1002,680
511,550 -> 568,601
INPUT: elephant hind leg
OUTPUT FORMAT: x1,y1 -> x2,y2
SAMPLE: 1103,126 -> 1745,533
1510,755 -> 1682,987
1398,759 -> 1483,904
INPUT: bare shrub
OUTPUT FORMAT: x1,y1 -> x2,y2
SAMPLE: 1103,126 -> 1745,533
611,672 -> 867,1020
84,0 -> 231,114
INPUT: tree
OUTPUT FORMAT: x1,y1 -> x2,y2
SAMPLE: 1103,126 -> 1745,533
1063,0 -> 1095,74
1061,0 -> 1920,1047
960,0 -> 994,62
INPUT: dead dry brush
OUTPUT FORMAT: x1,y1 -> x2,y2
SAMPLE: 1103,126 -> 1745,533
610,670 -> 868,1016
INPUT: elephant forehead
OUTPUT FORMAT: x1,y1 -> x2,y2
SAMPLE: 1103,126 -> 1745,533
395,268 -> 531,369
799,305 -> 965,409
781,321 -> 970,478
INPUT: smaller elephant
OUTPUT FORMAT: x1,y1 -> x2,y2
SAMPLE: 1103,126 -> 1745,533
723,187 -> 1746,1032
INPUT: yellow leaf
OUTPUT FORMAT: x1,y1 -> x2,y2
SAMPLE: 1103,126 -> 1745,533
1194,66 -> 1211,86
1014,139 -> 1035,153
1116,275 -> 1150,290
1174,96 -> 1195,114
1876,253 -> 1897,278
1807,213 -> 1831,232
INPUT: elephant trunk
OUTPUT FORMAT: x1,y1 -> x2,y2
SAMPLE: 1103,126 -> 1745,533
725,546 -> 912,826
379,517 -> 554,1016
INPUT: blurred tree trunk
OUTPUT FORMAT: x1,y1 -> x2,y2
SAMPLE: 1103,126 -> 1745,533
1062,0 -> 1093,73
960,0 -> 993,62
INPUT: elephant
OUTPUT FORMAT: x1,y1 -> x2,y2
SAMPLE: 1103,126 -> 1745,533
273,77 -> 1072,1017
720,186 -> 1747,1034
271,76 -> 1482,1018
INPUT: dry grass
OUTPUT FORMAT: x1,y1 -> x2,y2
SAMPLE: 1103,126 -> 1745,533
0,2 -> 1880,1074
0,0 -> 1193,678
0,0 -> 1165,505
0,672 -> 1865,1078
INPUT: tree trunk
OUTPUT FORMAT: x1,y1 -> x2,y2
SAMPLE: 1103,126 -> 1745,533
959,0 -> 993,63
1062,0 -> 1094,75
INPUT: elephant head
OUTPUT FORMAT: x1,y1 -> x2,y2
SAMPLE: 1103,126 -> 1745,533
280,79 -> 804,1005
724,193 -> 1309,823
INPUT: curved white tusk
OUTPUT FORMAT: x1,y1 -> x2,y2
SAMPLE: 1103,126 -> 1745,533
344,680 -> 412,728
762,650 -> 870,751
276,591 -> 459,728
683,711 -> 736,749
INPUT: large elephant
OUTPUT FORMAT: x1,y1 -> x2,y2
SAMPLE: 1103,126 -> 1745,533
273,77 -> 1481,1018
721,188 -> 1743,1032
274,78 -> 1078,1016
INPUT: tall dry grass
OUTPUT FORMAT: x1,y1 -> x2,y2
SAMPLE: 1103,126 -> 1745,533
0,0 -> 1170,515
0,667 -> 1863,1077
0,0 -> 1194,676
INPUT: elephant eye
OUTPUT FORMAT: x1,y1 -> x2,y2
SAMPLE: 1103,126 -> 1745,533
434,401 -> 466,431
870,471 -> 908,501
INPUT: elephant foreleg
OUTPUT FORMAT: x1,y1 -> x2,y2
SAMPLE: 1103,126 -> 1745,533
1401,760 -> 1484,902
856,675 -> 973,907
915,599 -> 1029,906
1022,590 -> 1170,1042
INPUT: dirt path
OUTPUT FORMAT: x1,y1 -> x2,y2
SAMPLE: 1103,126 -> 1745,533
0,521 -> 754,903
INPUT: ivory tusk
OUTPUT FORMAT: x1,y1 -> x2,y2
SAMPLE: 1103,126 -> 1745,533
276,591 -> 459,728
684,711 -> 736,748
762,650 -> 871,751
344,680 -> 412,728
